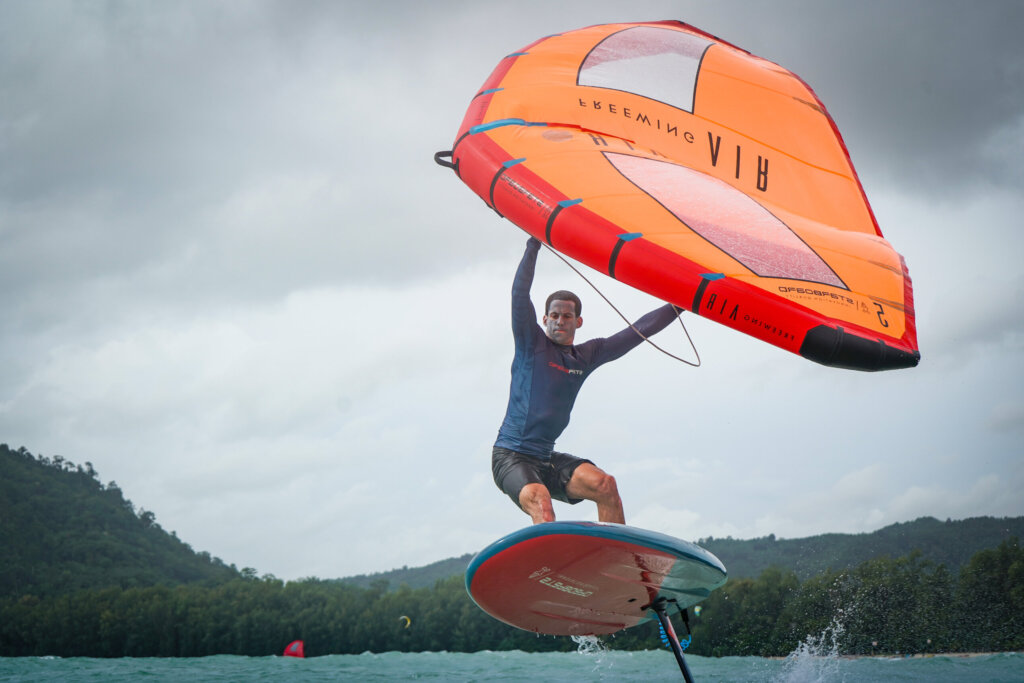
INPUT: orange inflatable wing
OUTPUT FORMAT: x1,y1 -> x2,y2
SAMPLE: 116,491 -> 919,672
439,21 -> 919,371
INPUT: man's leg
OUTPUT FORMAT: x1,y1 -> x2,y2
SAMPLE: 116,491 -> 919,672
518,483 -> 556,524
566,463 -> 625,524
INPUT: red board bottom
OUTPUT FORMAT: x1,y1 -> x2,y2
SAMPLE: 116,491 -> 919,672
466,522 -> 726,636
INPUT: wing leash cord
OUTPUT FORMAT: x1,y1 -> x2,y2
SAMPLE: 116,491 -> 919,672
434,148 -> 700,368
541,242 -> 701,368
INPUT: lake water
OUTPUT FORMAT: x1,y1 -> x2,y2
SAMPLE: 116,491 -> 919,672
1,650 -> 1021,682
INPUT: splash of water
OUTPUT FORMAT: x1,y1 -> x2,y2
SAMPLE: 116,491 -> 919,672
571,634 -> 607,656
570,635 -> 613,673
777,614 -> 846,683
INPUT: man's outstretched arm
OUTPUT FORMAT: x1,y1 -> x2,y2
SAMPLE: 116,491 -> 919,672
511,237 -> 541,341
596,303 -> 681,364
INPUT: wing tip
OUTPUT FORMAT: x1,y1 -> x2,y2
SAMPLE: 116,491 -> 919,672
800,325 -> 920,372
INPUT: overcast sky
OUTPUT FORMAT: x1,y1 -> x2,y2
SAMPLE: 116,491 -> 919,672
2,1 -> 1022,581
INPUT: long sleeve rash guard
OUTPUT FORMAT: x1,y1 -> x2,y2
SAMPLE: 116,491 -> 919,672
494,238 -> 678,459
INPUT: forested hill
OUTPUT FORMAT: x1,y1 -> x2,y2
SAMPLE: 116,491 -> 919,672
339,516 -> 1024,589
5,441 -> 1020,599
699,515 -> 1024,579
338,553 -> 475,591
0,445 -> 239,598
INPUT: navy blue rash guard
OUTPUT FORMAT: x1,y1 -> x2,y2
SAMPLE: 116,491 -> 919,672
494,238 -> 678,459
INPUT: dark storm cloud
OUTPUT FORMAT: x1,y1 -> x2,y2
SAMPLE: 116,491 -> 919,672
0,2 -> 472,324
716,1 -> 1024,193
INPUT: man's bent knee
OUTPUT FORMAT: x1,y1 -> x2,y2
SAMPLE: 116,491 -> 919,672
519,483 -> 555,524
571,468 -> 625,524
568,464 -> 618,502
594,473 -> 619,503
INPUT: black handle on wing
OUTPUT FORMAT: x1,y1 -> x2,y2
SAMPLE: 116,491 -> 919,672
434,150 -> 455,169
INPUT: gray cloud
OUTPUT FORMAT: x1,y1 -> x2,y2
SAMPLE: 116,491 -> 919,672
708,1 -> 1024,194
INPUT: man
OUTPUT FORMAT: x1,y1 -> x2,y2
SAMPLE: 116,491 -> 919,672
492,237 -> 679,525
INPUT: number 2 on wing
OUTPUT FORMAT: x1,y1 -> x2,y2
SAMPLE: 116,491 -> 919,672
875,302 -> 889,328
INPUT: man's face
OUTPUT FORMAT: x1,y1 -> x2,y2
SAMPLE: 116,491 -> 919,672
543,300 -> 582,345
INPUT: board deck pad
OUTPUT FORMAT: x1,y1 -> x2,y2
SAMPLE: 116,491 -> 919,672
465,521 -> 727,636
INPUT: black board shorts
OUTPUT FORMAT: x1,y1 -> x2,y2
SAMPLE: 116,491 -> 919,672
492,446 -> 593,508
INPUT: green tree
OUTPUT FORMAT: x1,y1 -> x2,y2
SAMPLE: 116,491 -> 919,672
955,538 -> 1024,651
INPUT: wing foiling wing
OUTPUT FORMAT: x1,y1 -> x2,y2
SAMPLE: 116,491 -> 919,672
443,21 -> 920,371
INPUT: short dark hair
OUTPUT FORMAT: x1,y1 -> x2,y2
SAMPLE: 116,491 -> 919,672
545,290 -> 582,316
